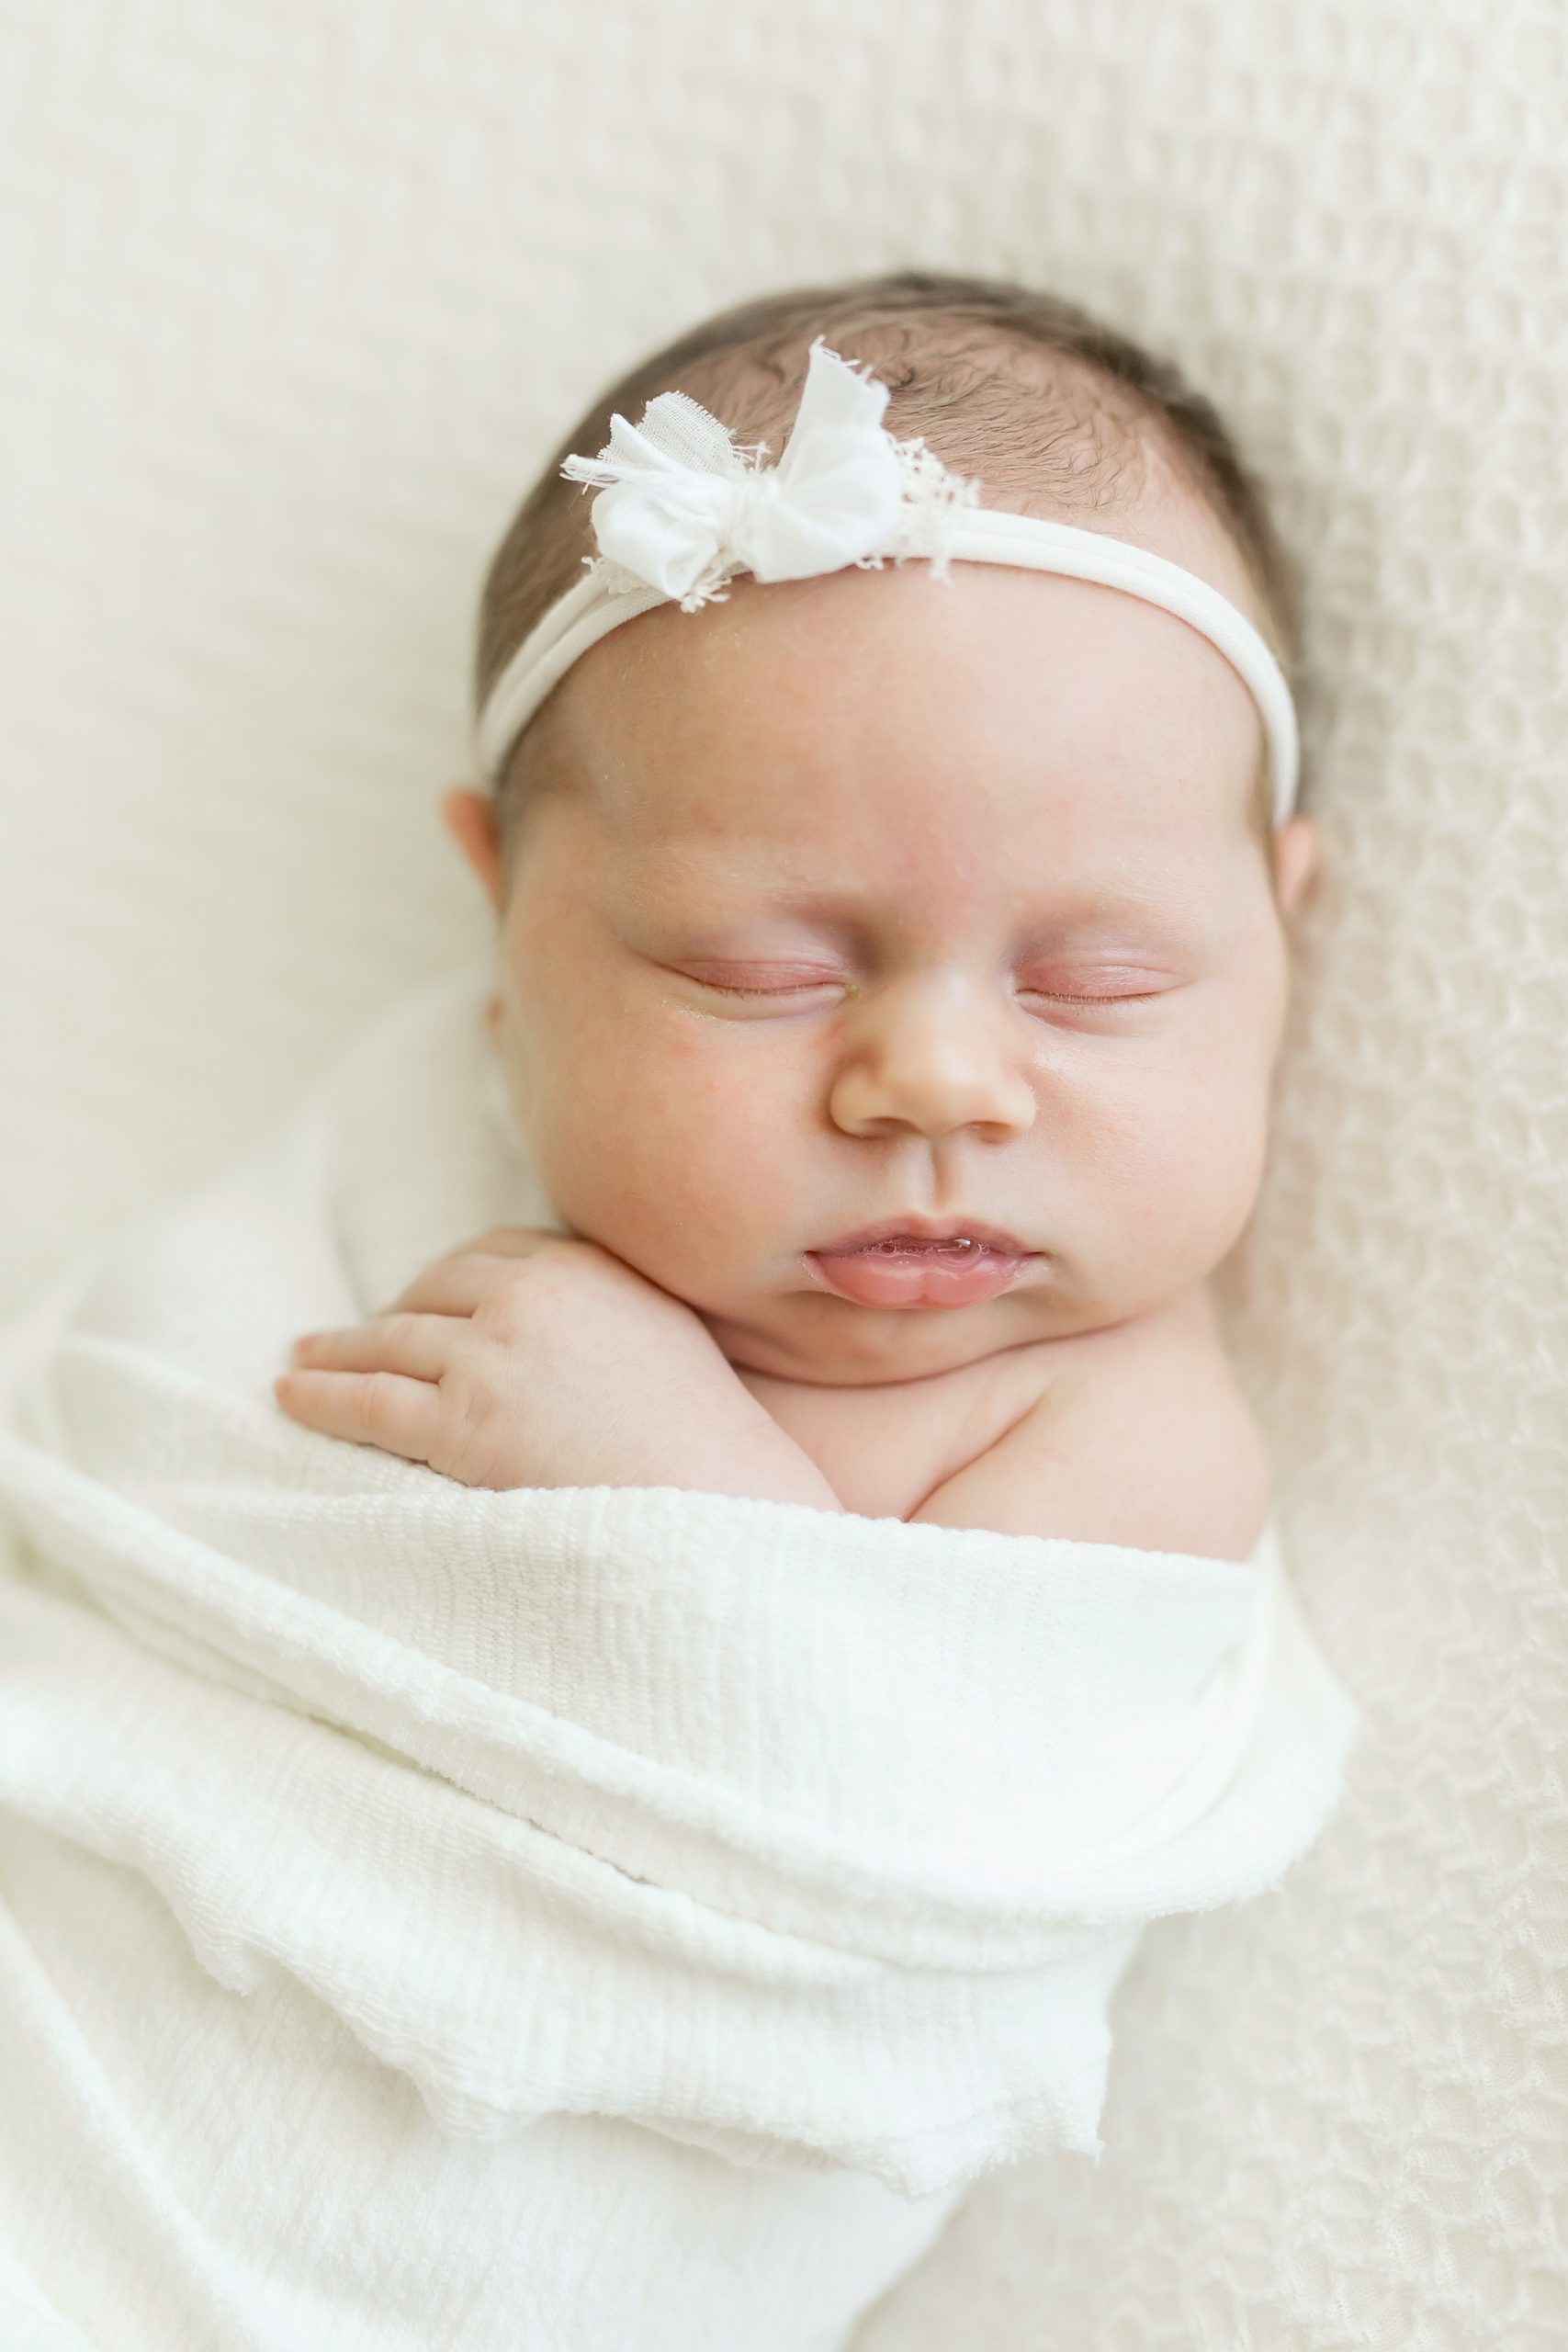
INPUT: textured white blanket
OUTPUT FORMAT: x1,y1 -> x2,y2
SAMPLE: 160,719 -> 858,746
0,964 -> 1359,2351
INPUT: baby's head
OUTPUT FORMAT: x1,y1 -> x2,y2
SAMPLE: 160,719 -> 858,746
445,269 -> 1318,1387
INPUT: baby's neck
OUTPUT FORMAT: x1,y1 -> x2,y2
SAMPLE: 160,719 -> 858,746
716,1278 -> 1220,1395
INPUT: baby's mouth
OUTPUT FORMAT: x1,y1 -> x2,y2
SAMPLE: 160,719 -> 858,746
805,1231 -> 1040,1311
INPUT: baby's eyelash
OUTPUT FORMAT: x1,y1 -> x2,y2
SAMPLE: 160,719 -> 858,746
1021,984 -> 1168,1005
690,972 -> 840,998
685,969 -> 1173,1006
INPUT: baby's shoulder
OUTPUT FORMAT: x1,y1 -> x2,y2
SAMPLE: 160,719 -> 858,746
1044,1293 -> 1271,1558
990,1283 -> 1248,1419
913,1292 -> 1272,1561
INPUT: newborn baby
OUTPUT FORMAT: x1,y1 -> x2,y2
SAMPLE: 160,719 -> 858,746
276,276 -> 1316,1557
0,273 -> 1359,2352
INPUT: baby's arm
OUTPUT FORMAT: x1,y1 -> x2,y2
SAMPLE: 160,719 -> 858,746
907,1308 -> 1272,1563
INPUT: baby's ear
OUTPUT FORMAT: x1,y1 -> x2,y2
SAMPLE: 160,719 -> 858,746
441,785 -> 505,912
1272,816 -> 1320,917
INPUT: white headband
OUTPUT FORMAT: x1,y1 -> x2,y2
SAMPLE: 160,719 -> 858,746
475,337 -> 1300,827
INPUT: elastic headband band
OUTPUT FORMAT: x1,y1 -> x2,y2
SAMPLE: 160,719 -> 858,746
475,338 -> 1300,827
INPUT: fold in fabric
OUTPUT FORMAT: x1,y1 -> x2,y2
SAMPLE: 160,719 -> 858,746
0,962 -> 1359,2346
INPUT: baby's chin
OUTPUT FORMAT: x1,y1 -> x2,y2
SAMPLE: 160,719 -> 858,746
695,1289 -> 1070,1388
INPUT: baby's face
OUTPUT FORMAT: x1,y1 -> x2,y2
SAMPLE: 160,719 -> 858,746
452,503 -> 1315,1387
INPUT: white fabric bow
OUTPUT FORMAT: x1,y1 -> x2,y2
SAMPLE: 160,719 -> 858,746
480,344 -> 1299,822
559,337 -> 919,608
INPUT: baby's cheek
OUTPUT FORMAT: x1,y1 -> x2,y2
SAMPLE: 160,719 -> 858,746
536,1023 -> 803,1272
647,1053 -> 809,1238
1077,1053 -> 1270,1287
1180,1078 -> 1274,1266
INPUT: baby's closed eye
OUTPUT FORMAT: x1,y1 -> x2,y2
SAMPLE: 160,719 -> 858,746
1016,962 -> 1181,1004
669,957 -> 1185,1010
680,962 -> 846,999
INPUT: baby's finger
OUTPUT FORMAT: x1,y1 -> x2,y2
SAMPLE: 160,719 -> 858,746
288,1313 -> 453,1380
272,1367 -> 443,1463
457,1225 -> 567,1260
382,1240 -> 556,1317
379,1261 -> 489,1317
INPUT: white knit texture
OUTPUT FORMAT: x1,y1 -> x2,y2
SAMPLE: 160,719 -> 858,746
1,2 -> 1563,2346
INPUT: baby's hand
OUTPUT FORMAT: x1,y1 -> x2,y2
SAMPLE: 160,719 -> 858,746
274,1226 -> 843,1508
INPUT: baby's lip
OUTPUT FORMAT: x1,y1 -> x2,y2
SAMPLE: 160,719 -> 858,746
812,1216 -> 1036,1256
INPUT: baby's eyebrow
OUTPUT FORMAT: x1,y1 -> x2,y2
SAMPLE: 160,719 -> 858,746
626,848 -> 1202,935
645,886 -> 1200,954
774,872 -> 1181,922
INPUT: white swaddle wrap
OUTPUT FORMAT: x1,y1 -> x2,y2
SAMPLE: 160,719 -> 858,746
0,964 -> 1359,2352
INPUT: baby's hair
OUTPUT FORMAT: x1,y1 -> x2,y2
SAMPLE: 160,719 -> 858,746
476,268 -> 1303,871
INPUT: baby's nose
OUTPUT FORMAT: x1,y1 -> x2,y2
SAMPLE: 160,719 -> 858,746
826,985 -> 1036,1143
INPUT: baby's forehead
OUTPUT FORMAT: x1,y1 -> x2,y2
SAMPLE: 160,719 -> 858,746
548,551 -> 1266,841
535,674 -> 1264,960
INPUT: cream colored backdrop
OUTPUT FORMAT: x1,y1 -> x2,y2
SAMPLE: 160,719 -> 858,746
3,3 -> 1564,2345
